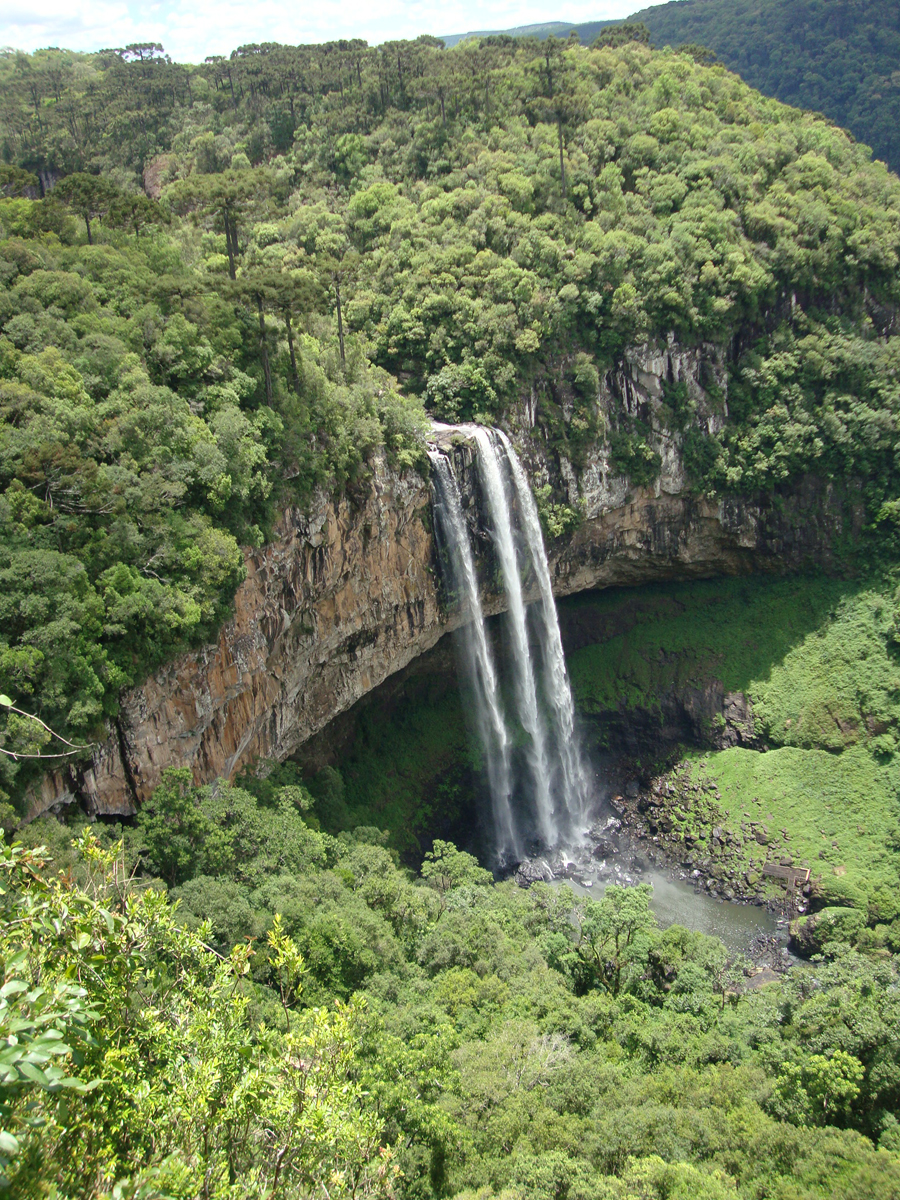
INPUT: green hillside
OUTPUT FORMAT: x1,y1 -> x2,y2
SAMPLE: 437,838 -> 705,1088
441,21 -> 618,48
632,0 -> 900,173
440,22 -> 575,48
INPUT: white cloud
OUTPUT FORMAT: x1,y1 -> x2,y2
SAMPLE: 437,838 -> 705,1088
1,1 -> 153,53
1,0 -> 642,61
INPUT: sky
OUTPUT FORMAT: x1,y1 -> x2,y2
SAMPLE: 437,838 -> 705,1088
0,0 -> 643,62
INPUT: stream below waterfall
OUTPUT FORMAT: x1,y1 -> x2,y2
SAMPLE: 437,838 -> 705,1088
520,777 -> 784,958
549,871 -> 782,957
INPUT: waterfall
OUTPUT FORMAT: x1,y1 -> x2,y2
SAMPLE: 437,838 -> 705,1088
429,450 -> 522,862
429,426 -> 592,861
472,427 -> 556,846
495,430 -> 592,834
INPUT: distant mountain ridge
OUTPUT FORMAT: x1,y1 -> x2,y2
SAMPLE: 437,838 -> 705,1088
440,20 -> 615,48
634,0 -> 900,173
441,0 -> 900,173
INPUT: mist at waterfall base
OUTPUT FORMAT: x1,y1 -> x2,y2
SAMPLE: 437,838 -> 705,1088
428,426 -> 594,870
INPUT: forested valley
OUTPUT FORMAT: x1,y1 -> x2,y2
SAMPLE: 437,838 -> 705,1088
2,25 -> 900,1199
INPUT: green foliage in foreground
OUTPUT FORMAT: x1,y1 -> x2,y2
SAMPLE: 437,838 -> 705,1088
9,781 -> 900,1198
567,573 -> 900,916
1,834 -> 396,1198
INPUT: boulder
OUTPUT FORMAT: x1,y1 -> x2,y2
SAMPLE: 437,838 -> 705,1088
789,906 -> 865,957
514,858 -> 555,888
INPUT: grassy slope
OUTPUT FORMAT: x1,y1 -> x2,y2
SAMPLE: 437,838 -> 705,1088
567,575 -> 900,915
708,745 -> 899,910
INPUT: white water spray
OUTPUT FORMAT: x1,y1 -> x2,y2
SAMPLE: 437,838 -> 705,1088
495,430 -> 591,835
473,427 -> 557,846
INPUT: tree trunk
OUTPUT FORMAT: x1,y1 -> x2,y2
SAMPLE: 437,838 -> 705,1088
285,309 -> 300,393
257,293 -> 273,405
224,212 -> 237,280
85,214 -> 93,245
557,116 -> 567,199
335,279 -> 345,367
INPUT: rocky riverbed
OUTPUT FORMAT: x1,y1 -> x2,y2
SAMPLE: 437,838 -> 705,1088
609,766 -> 811,909
509,759 -> 806,970
515,758 -> 809,902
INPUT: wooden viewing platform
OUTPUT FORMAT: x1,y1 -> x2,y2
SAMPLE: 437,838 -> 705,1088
763,864 -> 811,915
763,864 -> 811,887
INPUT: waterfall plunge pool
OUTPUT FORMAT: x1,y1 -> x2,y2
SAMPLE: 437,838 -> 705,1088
548,869 -> 782,957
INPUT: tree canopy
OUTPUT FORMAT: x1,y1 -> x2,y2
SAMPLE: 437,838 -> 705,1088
5,781 -> 900,1197
629,0 -> 900,174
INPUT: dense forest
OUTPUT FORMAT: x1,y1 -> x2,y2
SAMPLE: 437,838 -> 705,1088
6,783 -> 900,1198
448,0 -> 900,176
631,0 -> 900,176
2,28 -> 900,1197
2,33 -> 900,805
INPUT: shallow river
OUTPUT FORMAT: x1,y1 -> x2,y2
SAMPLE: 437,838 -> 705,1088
552,869 -> 781,956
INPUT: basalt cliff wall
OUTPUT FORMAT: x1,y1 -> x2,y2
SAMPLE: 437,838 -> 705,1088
28,340 -> 862,820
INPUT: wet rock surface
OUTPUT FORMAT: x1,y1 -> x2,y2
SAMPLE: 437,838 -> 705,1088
513,858 -> 555,887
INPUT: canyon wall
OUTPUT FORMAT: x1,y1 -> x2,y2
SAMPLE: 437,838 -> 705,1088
28,340 -> 862,820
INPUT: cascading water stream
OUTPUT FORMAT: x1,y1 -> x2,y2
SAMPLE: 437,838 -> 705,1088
495,429 -> 592,835
473,427 -> 557,846
428,449 -> 521,862
428,425 -> 593,861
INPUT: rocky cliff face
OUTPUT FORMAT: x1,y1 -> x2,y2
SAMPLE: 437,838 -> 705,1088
29,340 -> 862,820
